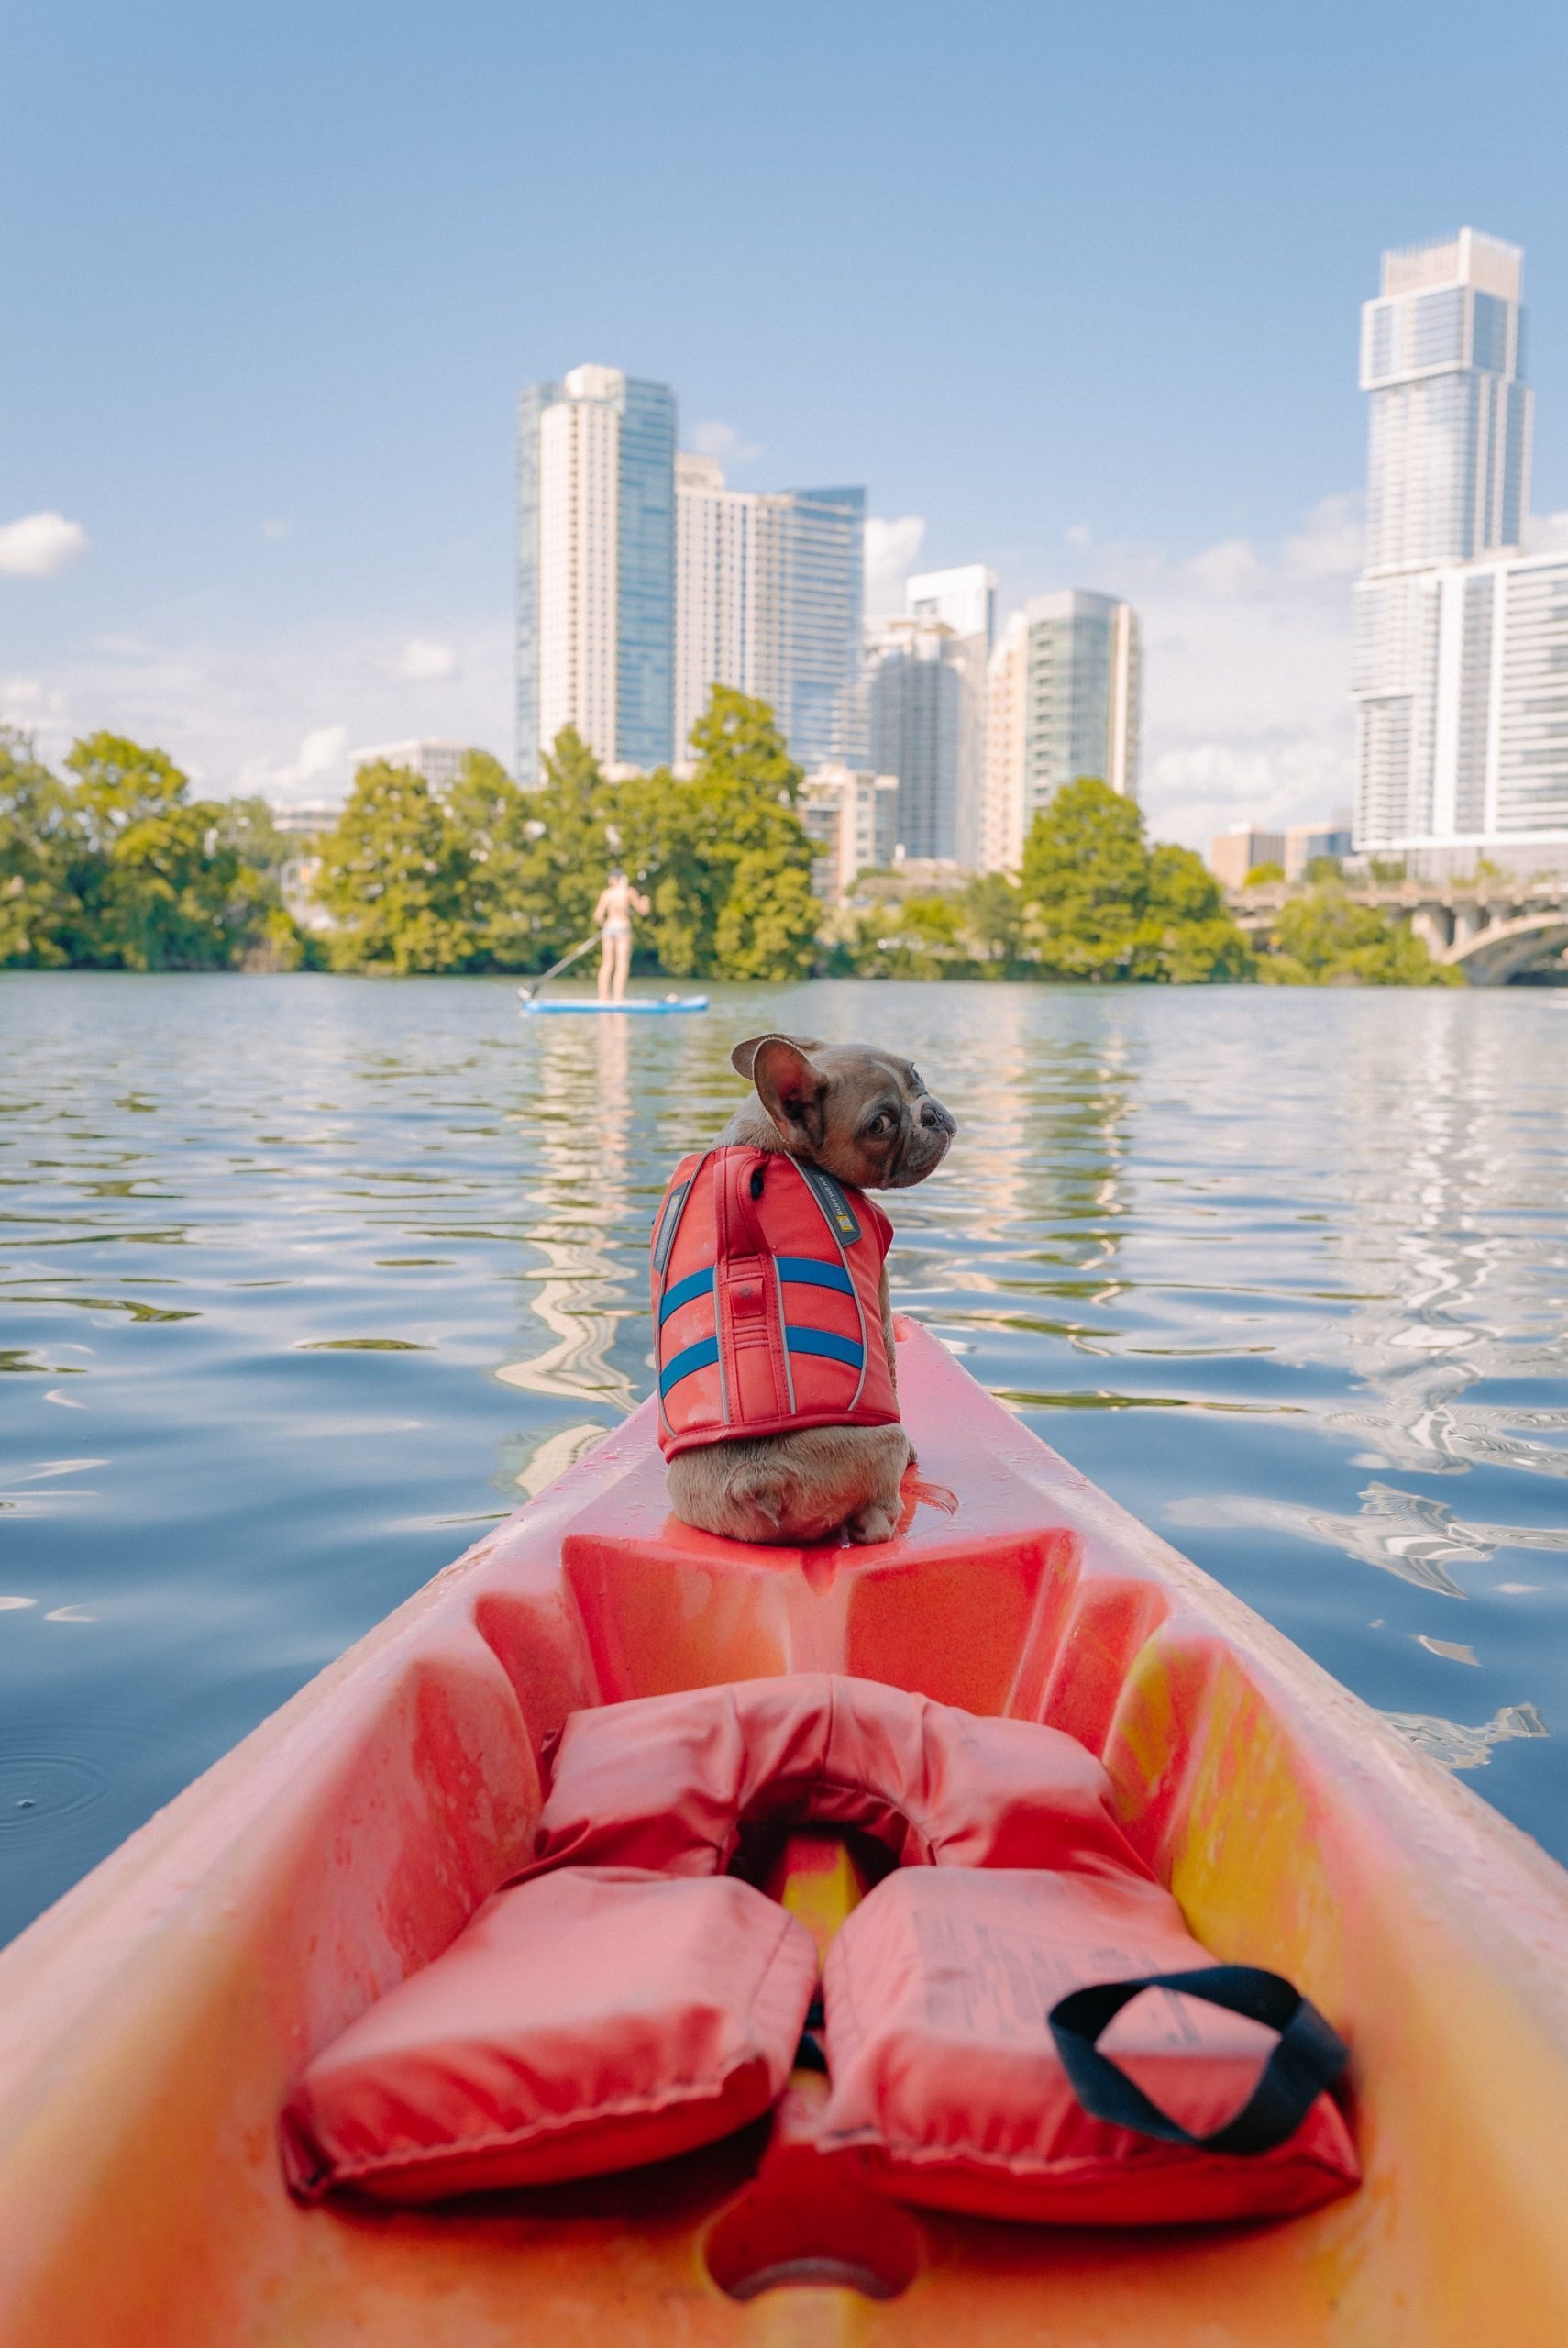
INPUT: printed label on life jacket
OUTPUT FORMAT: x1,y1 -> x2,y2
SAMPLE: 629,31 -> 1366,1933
796,1162 -> 861,1246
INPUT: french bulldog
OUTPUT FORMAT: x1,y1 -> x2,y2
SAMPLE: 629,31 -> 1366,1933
663,1034 -> 956,1546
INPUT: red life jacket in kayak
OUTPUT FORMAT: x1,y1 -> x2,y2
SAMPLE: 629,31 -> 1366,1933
650,1146 -> 898,1459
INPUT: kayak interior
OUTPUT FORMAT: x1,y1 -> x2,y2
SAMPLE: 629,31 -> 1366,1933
2,1321 -> 1567,2344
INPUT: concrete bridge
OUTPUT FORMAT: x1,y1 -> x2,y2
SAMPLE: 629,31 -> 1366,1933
1231,877 -> 1568,985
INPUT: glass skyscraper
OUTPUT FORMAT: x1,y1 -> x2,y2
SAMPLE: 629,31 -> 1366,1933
515,365 -> 675,782
673,465 -> 865,769
865,619 -> 964,861
774,488 -> 866,768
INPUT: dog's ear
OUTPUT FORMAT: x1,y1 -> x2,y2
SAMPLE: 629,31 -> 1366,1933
746,1036 -> 829,1153
730,1033 -> 824,1081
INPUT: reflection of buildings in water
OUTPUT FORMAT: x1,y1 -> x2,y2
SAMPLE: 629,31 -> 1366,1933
922,992 -> 1138,1340
496,1018 -> 642,1412
1317,1002 -> 1568,1485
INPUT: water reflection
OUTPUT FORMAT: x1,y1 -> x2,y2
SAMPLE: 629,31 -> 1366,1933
2,973 -> 1568,1944
496,1019 -> 642,1413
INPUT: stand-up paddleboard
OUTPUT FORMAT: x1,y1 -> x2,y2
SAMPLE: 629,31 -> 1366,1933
519,991 -> 709,1016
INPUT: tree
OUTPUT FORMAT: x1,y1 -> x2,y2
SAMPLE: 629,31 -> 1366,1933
862,893 -> 974,980
1260,880 -> 1461,986
1244,859 -> 1286,885
315,762 -> 474,973
961,871 -> 1025,973
63,733 -> 262,969
508,729 -> 614,967
1142,842 -> 1258,982
1018,776 -> 1254,983
1019,778 -> 1149,979
614,688 -> 818,980
443,748 -> 555,970
0,730 -> 85,966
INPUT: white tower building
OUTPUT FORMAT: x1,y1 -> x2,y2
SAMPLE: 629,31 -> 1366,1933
1353,230 -> 1568,869
977,591 -> 1140,872
516,365 -> 676,782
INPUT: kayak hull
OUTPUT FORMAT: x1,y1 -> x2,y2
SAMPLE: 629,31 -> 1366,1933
2,1320 -> 1568,2343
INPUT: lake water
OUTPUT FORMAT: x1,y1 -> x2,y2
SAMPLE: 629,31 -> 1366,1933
4,971 -> 1567,1942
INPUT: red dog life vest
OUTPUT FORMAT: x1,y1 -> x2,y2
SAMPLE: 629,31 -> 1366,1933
650,1147 -> 898,1459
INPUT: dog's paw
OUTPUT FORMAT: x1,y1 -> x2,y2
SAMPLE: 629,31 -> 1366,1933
845,1499 -> 899,1546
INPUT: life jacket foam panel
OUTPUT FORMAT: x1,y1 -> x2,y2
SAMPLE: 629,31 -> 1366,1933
281,1868 -> 816,2205
819,1866 -> 1360,2226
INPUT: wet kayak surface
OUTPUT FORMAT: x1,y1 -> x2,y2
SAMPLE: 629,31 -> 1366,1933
3,969 -> 1566,1938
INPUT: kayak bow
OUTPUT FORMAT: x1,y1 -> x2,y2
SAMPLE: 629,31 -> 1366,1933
2,1321 -> 1567,2344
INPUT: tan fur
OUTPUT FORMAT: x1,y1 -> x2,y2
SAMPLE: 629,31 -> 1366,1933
665,1035 -> 955,1547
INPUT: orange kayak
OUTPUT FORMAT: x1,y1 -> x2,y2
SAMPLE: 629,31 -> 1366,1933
2,1319 -> 1567,2344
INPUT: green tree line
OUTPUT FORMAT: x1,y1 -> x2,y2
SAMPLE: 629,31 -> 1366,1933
313,688 -> 820,979
0,727 -> 301,969
827,777 -> 1454,986
3,696 -> 1453,985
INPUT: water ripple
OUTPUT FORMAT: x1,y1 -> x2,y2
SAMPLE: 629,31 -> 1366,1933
2,972 -> 1567,1940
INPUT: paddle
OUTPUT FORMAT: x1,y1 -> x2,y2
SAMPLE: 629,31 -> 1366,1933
517,936 -> 598,1003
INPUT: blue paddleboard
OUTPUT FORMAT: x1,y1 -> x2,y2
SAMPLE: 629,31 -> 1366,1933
519,992 -> 709,1016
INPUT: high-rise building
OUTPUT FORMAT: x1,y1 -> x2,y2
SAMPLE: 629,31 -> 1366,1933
798,764 -> 900,900
1353,231 -> 1568,869
1361,227 -> 1529,581
673,453 -> 756,756
903,566 -> 995,865
977,590 -> 1140,871
864,617 -> 963,861
673,459 -> 865,768
906,564 -> 997,645
516,365 -> 676,783
346,739 -> 473,792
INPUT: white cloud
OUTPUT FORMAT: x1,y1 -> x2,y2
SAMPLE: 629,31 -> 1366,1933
689,419 -> 762,471
396,637 -> 458,681
1181,537 -> 1272,598
239,724 -> 350,801
0,511 -> 87,579
1528,509 -> 1568,553
260,519 -> 294,543
1053,491 -> 1365,849
1065,522 -> 1093,551
1282,492 -> 1363,581
10,617 -> 512,801
864,515 -> 927,621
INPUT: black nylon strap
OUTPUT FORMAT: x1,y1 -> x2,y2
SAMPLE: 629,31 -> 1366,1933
1047,1965 -> 1349,2155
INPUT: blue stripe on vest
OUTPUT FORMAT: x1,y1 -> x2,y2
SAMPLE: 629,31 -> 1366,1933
660,1334 -> 721,1397
776,1256 -> 854,1296
659,1265 -> 715,1326
785,1326 -> 865,1369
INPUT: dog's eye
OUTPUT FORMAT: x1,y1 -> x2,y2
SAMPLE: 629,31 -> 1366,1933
865,1109 -> 896,1137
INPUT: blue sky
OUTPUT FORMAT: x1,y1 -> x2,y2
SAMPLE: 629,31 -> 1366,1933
4,0 -> 1566,845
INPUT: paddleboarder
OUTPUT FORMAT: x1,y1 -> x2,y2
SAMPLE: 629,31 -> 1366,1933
593,869 -> 650,1002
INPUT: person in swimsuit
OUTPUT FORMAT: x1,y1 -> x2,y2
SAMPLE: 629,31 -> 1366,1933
592,869 -> 651,1002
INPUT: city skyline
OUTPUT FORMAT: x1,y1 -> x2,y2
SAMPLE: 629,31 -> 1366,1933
5,6 -> 1567,850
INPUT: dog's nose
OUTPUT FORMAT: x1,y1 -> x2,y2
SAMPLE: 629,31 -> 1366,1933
921,1100 -> 956,1136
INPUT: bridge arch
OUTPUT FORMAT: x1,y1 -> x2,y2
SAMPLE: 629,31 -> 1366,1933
1448,915 -> 1568,986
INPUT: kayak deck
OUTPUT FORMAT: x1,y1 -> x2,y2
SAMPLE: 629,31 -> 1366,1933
3,1320 -> 1568,2343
